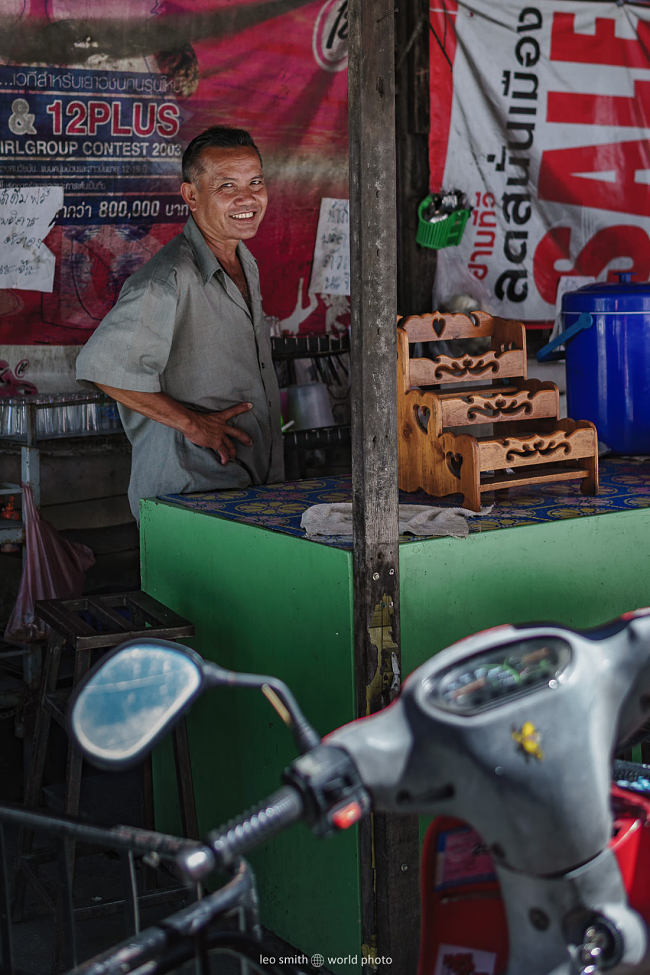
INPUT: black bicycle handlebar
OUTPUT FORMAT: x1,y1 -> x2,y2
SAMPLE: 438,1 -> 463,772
68,859 -> 257,975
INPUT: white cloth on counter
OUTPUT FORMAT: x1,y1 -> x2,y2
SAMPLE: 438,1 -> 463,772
300,502 -> 493,540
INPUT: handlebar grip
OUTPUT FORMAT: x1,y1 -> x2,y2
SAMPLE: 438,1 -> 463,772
207,785 -> 305,869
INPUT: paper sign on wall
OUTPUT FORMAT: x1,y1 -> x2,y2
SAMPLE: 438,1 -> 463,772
0,185 -> 63,293
309,197 -> 350,296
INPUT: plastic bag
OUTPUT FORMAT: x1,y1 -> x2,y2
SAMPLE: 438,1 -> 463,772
4,485 -> 95,644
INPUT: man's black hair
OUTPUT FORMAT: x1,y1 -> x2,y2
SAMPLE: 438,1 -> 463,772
182,126 -> 262,183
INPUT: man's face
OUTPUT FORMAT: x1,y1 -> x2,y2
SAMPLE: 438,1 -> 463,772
180,146 -> 268,252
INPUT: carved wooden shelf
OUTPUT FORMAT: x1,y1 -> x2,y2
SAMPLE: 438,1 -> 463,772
397,311 -> 599,511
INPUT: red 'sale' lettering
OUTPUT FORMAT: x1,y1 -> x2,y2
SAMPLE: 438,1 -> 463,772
533,225 -> 650,305
550,13 -> 650,68
547,80 -> 650,129
538,140 -> 650,217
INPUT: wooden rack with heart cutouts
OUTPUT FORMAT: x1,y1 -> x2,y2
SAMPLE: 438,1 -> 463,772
397,311 -> 599,512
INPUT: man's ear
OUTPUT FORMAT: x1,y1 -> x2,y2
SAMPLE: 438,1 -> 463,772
180,181 -> 197,211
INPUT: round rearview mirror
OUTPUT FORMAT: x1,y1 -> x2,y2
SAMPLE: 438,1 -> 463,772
68,639 -> 204,768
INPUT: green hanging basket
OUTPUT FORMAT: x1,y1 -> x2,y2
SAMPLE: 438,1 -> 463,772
416,195 -> 471,250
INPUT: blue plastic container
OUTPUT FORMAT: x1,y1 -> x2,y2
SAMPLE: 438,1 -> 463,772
538,275 -> 650,454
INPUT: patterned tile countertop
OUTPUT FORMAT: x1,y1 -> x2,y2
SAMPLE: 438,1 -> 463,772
158,456 -> 650,550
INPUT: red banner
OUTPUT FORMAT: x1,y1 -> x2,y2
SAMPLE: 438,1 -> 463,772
0,0 -> 349,344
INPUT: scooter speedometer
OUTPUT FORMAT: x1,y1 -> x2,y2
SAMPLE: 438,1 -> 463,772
429,635 -> 572,715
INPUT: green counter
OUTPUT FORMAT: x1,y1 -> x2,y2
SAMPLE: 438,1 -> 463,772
140,459 -> 650,972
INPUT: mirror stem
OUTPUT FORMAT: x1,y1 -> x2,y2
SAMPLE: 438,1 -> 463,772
202,665 -> 321,754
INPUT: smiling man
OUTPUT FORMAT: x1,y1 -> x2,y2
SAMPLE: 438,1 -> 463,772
76,126 -> 284,521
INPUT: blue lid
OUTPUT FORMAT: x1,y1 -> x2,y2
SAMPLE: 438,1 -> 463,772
562,273 -> 650,314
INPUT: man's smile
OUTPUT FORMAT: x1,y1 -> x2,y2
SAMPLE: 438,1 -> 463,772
181,146 -> 268,249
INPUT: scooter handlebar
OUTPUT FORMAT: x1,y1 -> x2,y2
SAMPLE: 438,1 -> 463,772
188,744 -> 372,880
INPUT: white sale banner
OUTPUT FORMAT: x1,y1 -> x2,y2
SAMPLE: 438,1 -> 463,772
428,1 -> 650,323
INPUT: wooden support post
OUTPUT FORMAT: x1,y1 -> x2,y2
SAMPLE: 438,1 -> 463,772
348,0 -> 420,969
396,0 -> 437,313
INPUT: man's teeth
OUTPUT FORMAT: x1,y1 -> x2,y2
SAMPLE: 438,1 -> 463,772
231,211 -> 254,220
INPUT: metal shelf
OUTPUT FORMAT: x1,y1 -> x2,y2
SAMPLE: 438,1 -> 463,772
271,333 -> 349,360
0,391 -> 121,444
0,392 -> 124,512
283,423 -> 351,450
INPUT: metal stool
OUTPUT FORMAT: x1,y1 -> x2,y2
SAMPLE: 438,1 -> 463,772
23,590 -> 198,838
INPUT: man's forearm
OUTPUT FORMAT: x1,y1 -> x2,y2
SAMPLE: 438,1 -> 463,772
94,382 -> 253,463
94,383 -> 196,438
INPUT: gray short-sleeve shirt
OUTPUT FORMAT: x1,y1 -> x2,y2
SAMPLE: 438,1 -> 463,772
76,217 -> 284,518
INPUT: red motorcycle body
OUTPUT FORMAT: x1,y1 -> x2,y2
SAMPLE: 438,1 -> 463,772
418,786 -> 650,975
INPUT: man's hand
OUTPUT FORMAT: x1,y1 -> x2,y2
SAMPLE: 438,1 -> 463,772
93,384 -> 254,464
185,402 -> 253,464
